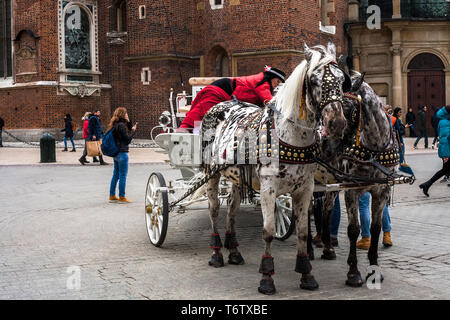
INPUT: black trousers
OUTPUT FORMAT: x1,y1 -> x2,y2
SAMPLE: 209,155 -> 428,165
426,159 -> 450,186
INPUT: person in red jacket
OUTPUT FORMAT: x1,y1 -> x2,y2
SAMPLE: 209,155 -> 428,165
79,111 -> 92,165
178,66 -> 285,131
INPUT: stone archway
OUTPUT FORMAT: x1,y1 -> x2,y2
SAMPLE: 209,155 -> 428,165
206,46 -> 230,77
407,52 -> 445,136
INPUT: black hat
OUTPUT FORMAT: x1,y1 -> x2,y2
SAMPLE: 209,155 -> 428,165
264,66 -> 286,82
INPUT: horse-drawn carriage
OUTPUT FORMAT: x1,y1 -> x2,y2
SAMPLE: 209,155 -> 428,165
146,77 -> 295,247
145,43 -> 416,294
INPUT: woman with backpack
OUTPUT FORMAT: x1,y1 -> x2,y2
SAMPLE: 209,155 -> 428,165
108,107 -> 137,203
61,114 -> 76,152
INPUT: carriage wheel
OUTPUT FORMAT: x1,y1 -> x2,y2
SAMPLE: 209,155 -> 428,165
274,195 -> 295,241
145,172 -> 169,247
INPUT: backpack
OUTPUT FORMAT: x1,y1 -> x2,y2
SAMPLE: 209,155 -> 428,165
101,127 -> 119,157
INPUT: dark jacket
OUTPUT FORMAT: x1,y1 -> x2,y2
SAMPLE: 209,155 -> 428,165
431,112 -> 440,133
0,117 -> 4,130
113,120 -> 135,153
405,111 -> 415,125
61,117 -> 74,138
88,115 -> 103,140
416,109 -> 427,132
394,116 -> 406,137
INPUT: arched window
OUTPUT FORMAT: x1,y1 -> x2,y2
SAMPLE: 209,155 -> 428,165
58,0 -> 100,94
0,0 -> 12,79
215,53 -> 229,77
117,0 -> 127,32
64,4 -> 92,70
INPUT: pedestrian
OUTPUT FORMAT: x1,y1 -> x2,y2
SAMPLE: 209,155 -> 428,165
431,106 -> 440,149
405,107 -> 416,137
88,109 -> 108,165
393,107 -> 406,164
108,107 -> 137,203
419,105 -> 450,196
356,192 -> 392,250
178,66 -> 286,131
413,105 -> 428,149
311,192 -> 340,248
78,112 -> 92,165
0,115 -> 4,147
61,114 -> 76,152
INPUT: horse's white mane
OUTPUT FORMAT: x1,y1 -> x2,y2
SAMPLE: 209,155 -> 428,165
273,45 -> 336,125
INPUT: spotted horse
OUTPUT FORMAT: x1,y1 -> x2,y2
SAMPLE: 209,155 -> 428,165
199,43 -> 351,295
314,70 -> 402,287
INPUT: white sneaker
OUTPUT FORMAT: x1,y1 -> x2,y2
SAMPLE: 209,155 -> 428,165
440,177 -> 449,183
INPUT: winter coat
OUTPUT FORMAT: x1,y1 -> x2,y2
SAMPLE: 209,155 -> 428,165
180,81 -> 232,129
405,111 -> 415,125
437,106 -> 450,159
232,72 -> 273,108
88,115 -> 103,140
179,73 -> 273,129
112,119 -> 135,153
431,112 -> 440,134
0,117 -> 4,130
394,116 -> 406,137
61,117 -> 74,138
416,109 -> 427,132
82,118 -> 89,139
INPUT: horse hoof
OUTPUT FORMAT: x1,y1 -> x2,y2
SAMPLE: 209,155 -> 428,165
321,248 -> 336,260
208,254 -> 224,268
366,270 -> 384,283
258,278 -> 276,295
300,275 -> 319,291
346,272 -> 364,287
228,252 -> 245,265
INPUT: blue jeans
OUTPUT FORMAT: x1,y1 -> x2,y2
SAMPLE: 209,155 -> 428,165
359,192 -> 391,238
64,136 -> 75,149
330,195 -> 341,238
109,152 -> 129,197
399,136 -> 405,164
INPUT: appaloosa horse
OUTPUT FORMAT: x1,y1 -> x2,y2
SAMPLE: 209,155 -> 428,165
200,43 -> 351,294
318,70 -> 399,287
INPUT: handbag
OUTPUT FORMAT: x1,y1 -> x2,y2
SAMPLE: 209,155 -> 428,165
86,140 -> 102,157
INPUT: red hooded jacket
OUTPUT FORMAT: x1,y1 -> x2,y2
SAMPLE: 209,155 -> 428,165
179,72 -> 273,129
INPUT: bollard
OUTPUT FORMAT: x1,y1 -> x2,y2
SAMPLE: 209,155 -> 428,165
40,133 -> 56,163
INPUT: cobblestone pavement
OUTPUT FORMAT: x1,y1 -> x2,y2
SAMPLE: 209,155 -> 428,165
0,153 -> 449,300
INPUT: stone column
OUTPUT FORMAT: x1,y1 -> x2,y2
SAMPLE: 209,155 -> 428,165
392,0 -> 402,19
390,45 -> 403,108
348,0 -> 360,22
353,49 -> 361,72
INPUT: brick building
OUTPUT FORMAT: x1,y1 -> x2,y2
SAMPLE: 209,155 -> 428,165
0,0 -> 349,140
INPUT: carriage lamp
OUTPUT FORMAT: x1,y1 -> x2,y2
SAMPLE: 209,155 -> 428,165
159,111 -> 172,128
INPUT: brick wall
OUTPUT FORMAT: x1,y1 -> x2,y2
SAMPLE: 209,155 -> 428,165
1,0 -> 348,139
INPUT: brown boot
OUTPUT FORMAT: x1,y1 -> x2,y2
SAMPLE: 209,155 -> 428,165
356,237 -> 370,250
383,231 -> 393,247
109,195 -> 119,202
119,196 -> 131,203
312,234 -> 323,248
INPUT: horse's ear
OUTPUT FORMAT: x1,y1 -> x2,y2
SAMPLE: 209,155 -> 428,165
337,55 -> 348,71
303,42 -> 313,62
351,72 -> 366,92
327,41 -> 336,59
